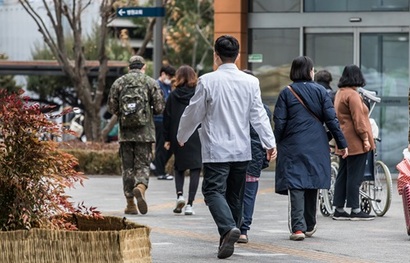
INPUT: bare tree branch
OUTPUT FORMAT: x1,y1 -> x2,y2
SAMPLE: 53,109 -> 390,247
137,18 -> 156,55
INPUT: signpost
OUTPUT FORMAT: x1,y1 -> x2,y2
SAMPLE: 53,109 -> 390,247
116,7 -> 165,17
117,3 -> 165,78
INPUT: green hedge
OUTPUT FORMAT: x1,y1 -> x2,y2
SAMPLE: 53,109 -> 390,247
62,149 -> 121,175
58,142 -> 121,175
58,142 -> 175,175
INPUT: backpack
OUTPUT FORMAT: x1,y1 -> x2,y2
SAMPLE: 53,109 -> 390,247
119,78 -> 151,128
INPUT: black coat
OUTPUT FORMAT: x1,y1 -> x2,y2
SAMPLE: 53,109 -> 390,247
163,85 -> 202,171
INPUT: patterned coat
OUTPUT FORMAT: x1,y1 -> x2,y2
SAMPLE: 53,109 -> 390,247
107,69 -> 165,142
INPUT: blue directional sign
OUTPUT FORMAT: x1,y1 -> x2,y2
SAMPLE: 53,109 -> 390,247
117,7 -> 165,17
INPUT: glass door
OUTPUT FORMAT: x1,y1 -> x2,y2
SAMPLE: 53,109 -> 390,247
305,28 -> 354,90
360,31 -> 409,167
305,27 -> 409,168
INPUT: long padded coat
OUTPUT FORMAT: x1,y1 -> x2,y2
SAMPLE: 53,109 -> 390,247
163,85 -> 202,171
273,81 -> 347,195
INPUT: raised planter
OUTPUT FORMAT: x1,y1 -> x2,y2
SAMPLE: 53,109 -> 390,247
0,215 -> 151,263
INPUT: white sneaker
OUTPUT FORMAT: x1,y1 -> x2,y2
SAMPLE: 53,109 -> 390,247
149,162 -> 156,170
184,204 -> 195,215
173,196 -> 185,213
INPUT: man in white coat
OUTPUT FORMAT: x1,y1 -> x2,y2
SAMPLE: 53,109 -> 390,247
177,35 -> 277,259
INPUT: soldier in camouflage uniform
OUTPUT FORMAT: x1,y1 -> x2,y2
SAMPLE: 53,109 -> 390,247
108,55 -> 165,215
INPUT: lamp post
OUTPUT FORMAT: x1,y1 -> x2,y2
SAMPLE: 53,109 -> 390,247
153,0 -> 163,79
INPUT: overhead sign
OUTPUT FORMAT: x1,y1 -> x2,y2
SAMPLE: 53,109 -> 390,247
117,7 -> 165,17
248,54 -> 263,63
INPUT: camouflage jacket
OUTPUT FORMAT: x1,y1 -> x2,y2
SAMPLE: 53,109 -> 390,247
107,69 -> 165,142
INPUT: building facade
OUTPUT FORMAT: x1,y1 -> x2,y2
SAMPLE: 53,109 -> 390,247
215,0 -> 410,169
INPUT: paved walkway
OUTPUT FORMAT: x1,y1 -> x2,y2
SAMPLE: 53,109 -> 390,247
67,171 -> 410,263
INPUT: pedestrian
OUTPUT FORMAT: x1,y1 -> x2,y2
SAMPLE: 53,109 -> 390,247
107,55 -> 165,215
151,65 -> 176,180
163,65 -> 202,216
237,69 -> 272,244
273,55 -> 348,241
332,64 -> 376,221
314,69 -> 335,103
177,35 -> 277,259
315,69 -> 337,149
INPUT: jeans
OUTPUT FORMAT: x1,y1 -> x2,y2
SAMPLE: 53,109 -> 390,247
240,180 -> 259,235
202,161 -> 249,236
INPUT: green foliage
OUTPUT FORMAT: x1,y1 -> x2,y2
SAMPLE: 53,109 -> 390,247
0,54 -> 22,95
164,0 -> 214,73
57,142 -> 121,175
0,90 -> 99,231
126,0 -> 214,73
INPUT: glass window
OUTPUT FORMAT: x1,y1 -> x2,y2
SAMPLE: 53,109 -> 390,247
249,29 -> 299,107
304,0 -> 409,12
305,33 -> 353,90
361,33 -> 409,168
250,0 -> 300,12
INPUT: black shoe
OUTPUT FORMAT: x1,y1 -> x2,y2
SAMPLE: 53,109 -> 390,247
350,211 -> 375,221
217,228 -> 240,259
157,174 -> 174,180
332,210 -> 351,220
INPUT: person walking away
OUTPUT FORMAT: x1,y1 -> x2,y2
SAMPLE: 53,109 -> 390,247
238,103 -> 272,243
163,65 -> 202,215
315,69 -> 336,103
332,64 -> 376,221
237,69 -> 272,244
108,55 -> 165,215
314,69 -> 337,150
273,56 -> 348,241
177,35 -> 277,259
151,65 -> 176,180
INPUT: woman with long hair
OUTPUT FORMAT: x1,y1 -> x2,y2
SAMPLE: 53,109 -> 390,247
163,65 -> 202,215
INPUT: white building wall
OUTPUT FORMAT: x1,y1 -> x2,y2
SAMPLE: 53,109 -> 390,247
0,0 -> 101,60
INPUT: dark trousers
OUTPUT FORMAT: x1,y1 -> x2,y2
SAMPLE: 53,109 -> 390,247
174,168 -> 201,205
153,121 -> 172,176
202,161 -> 249,237
333,152 -> 368,209
288,189 -> 318,233
240,180 -> 259,235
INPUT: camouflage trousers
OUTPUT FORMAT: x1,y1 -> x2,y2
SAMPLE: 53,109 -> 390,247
119,141 -> 152,198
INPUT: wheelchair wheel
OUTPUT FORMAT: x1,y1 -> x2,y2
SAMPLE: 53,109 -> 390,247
321,161 -> 338,216
370,161 -> 392,216
319,193 -> 331,217
360,184 -> 372,214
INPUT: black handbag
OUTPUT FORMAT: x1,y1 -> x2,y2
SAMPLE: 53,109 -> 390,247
287,86 -> 333,142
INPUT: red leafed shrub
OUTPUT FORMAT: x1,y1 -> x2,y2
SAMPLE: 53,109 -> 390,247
0,89 -> 101,231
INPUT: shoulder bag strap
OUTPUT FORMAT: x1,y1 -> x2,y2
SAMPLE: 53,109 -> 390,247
287,85 -> 321,123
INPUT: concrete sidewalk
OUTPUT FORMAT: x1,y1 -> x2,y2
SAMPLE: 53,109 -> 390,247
67,171 -> 410,263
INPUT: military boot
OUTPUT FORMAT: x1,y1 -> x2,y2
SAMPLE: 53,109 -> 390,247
124,197 -> 138,214
133,184 -> 148,214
